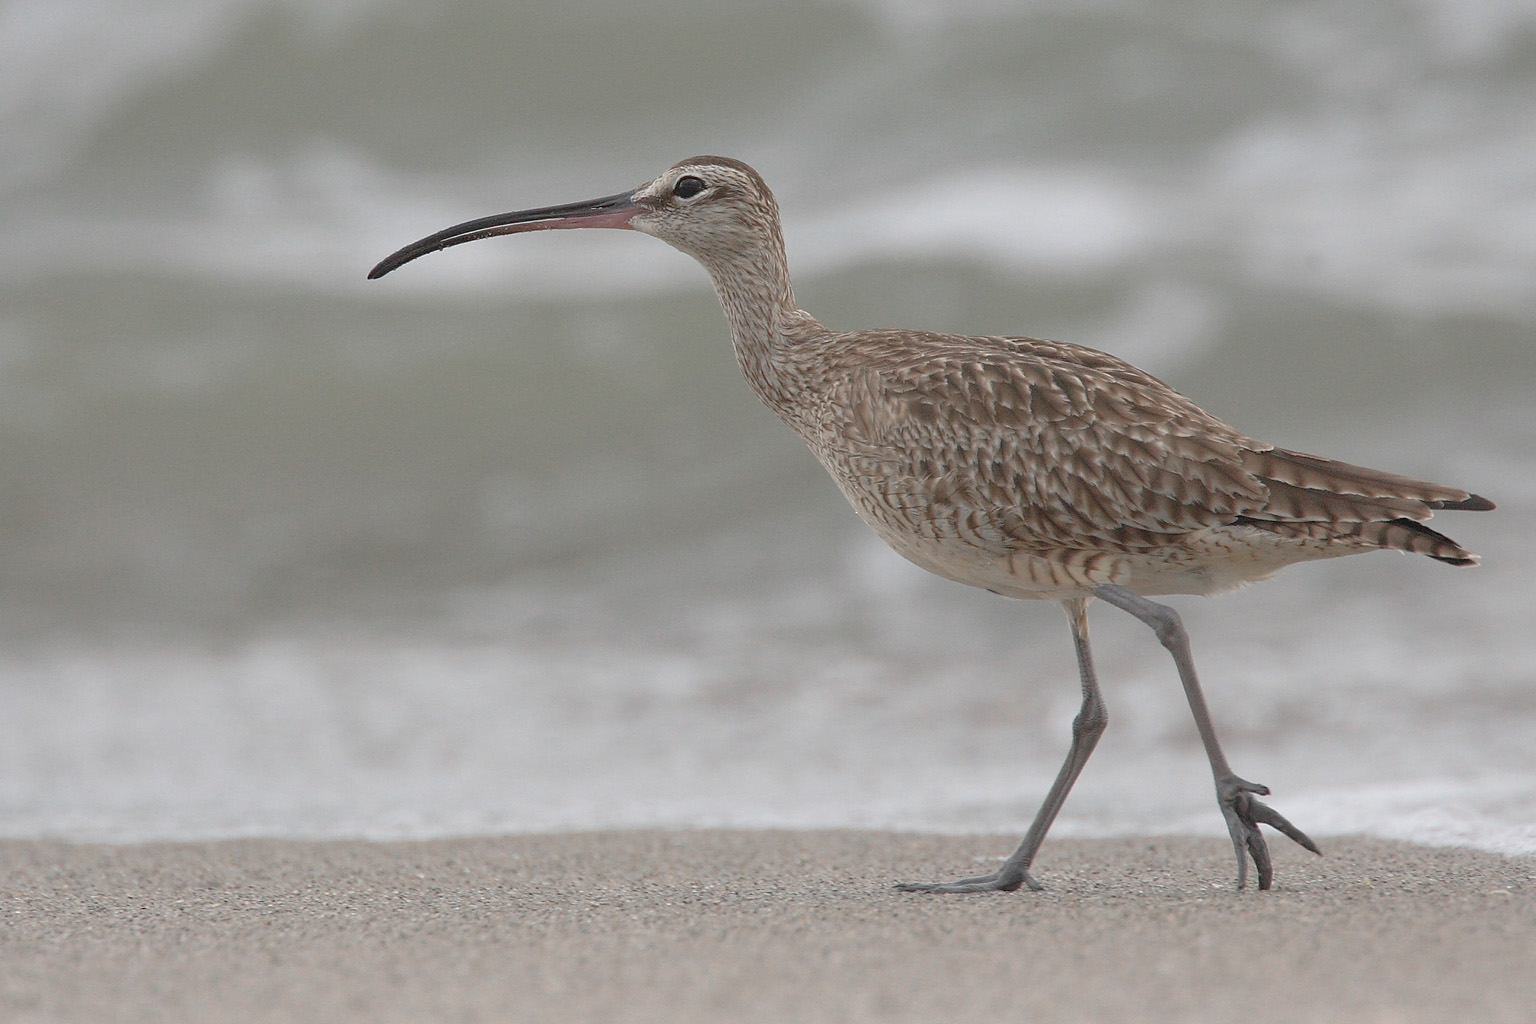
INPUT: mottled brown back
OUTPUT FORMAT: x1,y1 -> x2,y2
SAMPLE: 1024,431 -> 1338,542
801,331 -> 1491,565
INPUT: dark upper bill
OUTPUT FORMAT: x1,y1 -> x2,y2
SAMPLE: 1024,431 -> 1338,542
368,190 -> 639,280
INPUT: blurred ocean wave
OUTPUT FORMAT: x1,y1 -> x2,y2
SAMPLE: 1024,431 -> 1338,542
0,0 -> 1530,850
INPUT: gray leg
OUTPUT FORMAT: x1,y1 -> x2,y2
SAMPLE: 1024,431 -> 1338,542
899,598 -> 1106,894
1092,584 -> 1320,890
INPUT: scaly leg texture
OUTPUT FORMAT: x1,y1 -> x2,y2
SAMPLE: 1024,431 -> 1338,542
1092,584 -> 1320,889
899,598 -> 1106,893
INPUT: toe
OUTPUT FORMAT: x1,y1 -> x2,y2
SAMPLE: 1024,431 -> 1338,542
1218,777 -> 1321,890
1238,793 -> 1321,856
896,867 -> 1040,894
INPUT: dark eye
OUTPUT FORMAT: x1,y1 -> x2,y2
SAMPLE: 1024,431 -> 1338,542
673,175 -> 706,199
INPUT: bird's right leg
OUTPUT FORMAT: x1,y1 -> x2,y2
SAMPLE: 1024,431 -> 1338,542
898,597 -> 1106,894
1092,584 -> 1319,889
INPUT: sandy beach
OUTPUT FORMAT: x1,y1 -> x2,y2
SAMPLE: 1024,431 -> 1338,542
0,831 -> 1530,1023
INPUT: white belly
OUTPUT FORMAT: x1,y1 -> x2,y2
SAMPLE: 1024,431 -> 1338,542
864,518 -> 1356,602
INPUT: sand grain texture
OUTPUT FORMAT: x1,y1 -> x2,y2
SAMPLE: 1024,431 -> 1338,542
1,832 -> 1532,1023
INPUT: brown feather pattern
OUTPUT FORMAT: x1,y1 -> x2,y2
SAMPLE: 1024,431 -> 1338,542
785,324 -> 1490,590
632,157 -> 1493,598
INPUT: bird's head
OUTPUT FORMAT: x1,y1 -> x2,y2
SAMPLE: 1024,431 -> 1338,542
368,155 -> 783,281
628,156 -> 782,266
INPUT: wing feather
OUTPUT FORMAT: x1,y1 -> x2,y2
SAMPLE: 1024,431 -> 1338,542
822,331 -> 1490,560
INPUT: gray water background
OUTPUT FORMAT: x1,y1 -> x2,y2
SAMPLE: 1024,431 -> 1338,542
1,0 -> 1532,849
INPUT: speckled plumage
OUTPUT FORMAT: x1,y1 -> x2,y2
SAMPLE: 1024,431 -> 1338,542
777,326 -> 1488,599
370,155 -> 1493,895
628,158 -> 1489,604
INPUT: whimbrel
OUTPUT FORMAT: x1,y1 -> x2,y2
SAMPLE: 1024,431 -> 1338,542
370,156 -> 1493,893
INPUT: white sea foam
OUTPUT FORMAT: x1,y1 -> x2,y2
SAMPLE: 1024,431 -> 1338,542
3,635 -> 1530,854
7,133 -> 1536,322
2,514 -> 1531,853
792,167 -> 1160,275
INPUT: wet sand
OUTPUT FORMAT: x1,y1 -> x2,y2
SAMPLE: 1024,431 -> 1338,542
2,831 -> 1532,1023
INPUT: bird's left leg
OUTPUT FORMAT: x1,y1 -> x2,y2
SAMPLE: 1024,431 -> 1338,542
1092,584 -> 1320,890
898,597 -> 1106,894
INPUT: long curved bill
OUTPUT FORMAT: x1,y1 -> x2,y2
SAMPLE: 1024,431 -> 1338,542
368,190 -> 639,280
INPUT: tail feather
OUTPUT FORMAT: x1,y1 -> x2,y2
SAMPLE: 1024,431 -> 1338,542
1363,518 -> 1480,565
1241,447 -> 1489,509
1233,445 -> 1492,564
1233,515 -> 1481,565
1256,479 -> 1431,523
1430,493 -> 1496,512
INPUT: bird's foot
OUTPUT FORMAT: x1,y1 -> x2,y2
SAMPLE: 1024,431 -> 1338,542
896,864 -> 1044,894
1218,774 -> 1320,890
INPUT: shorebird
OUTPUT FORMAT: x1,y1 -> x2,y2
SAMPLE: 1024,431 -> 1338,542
369,156 -> 1493,893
